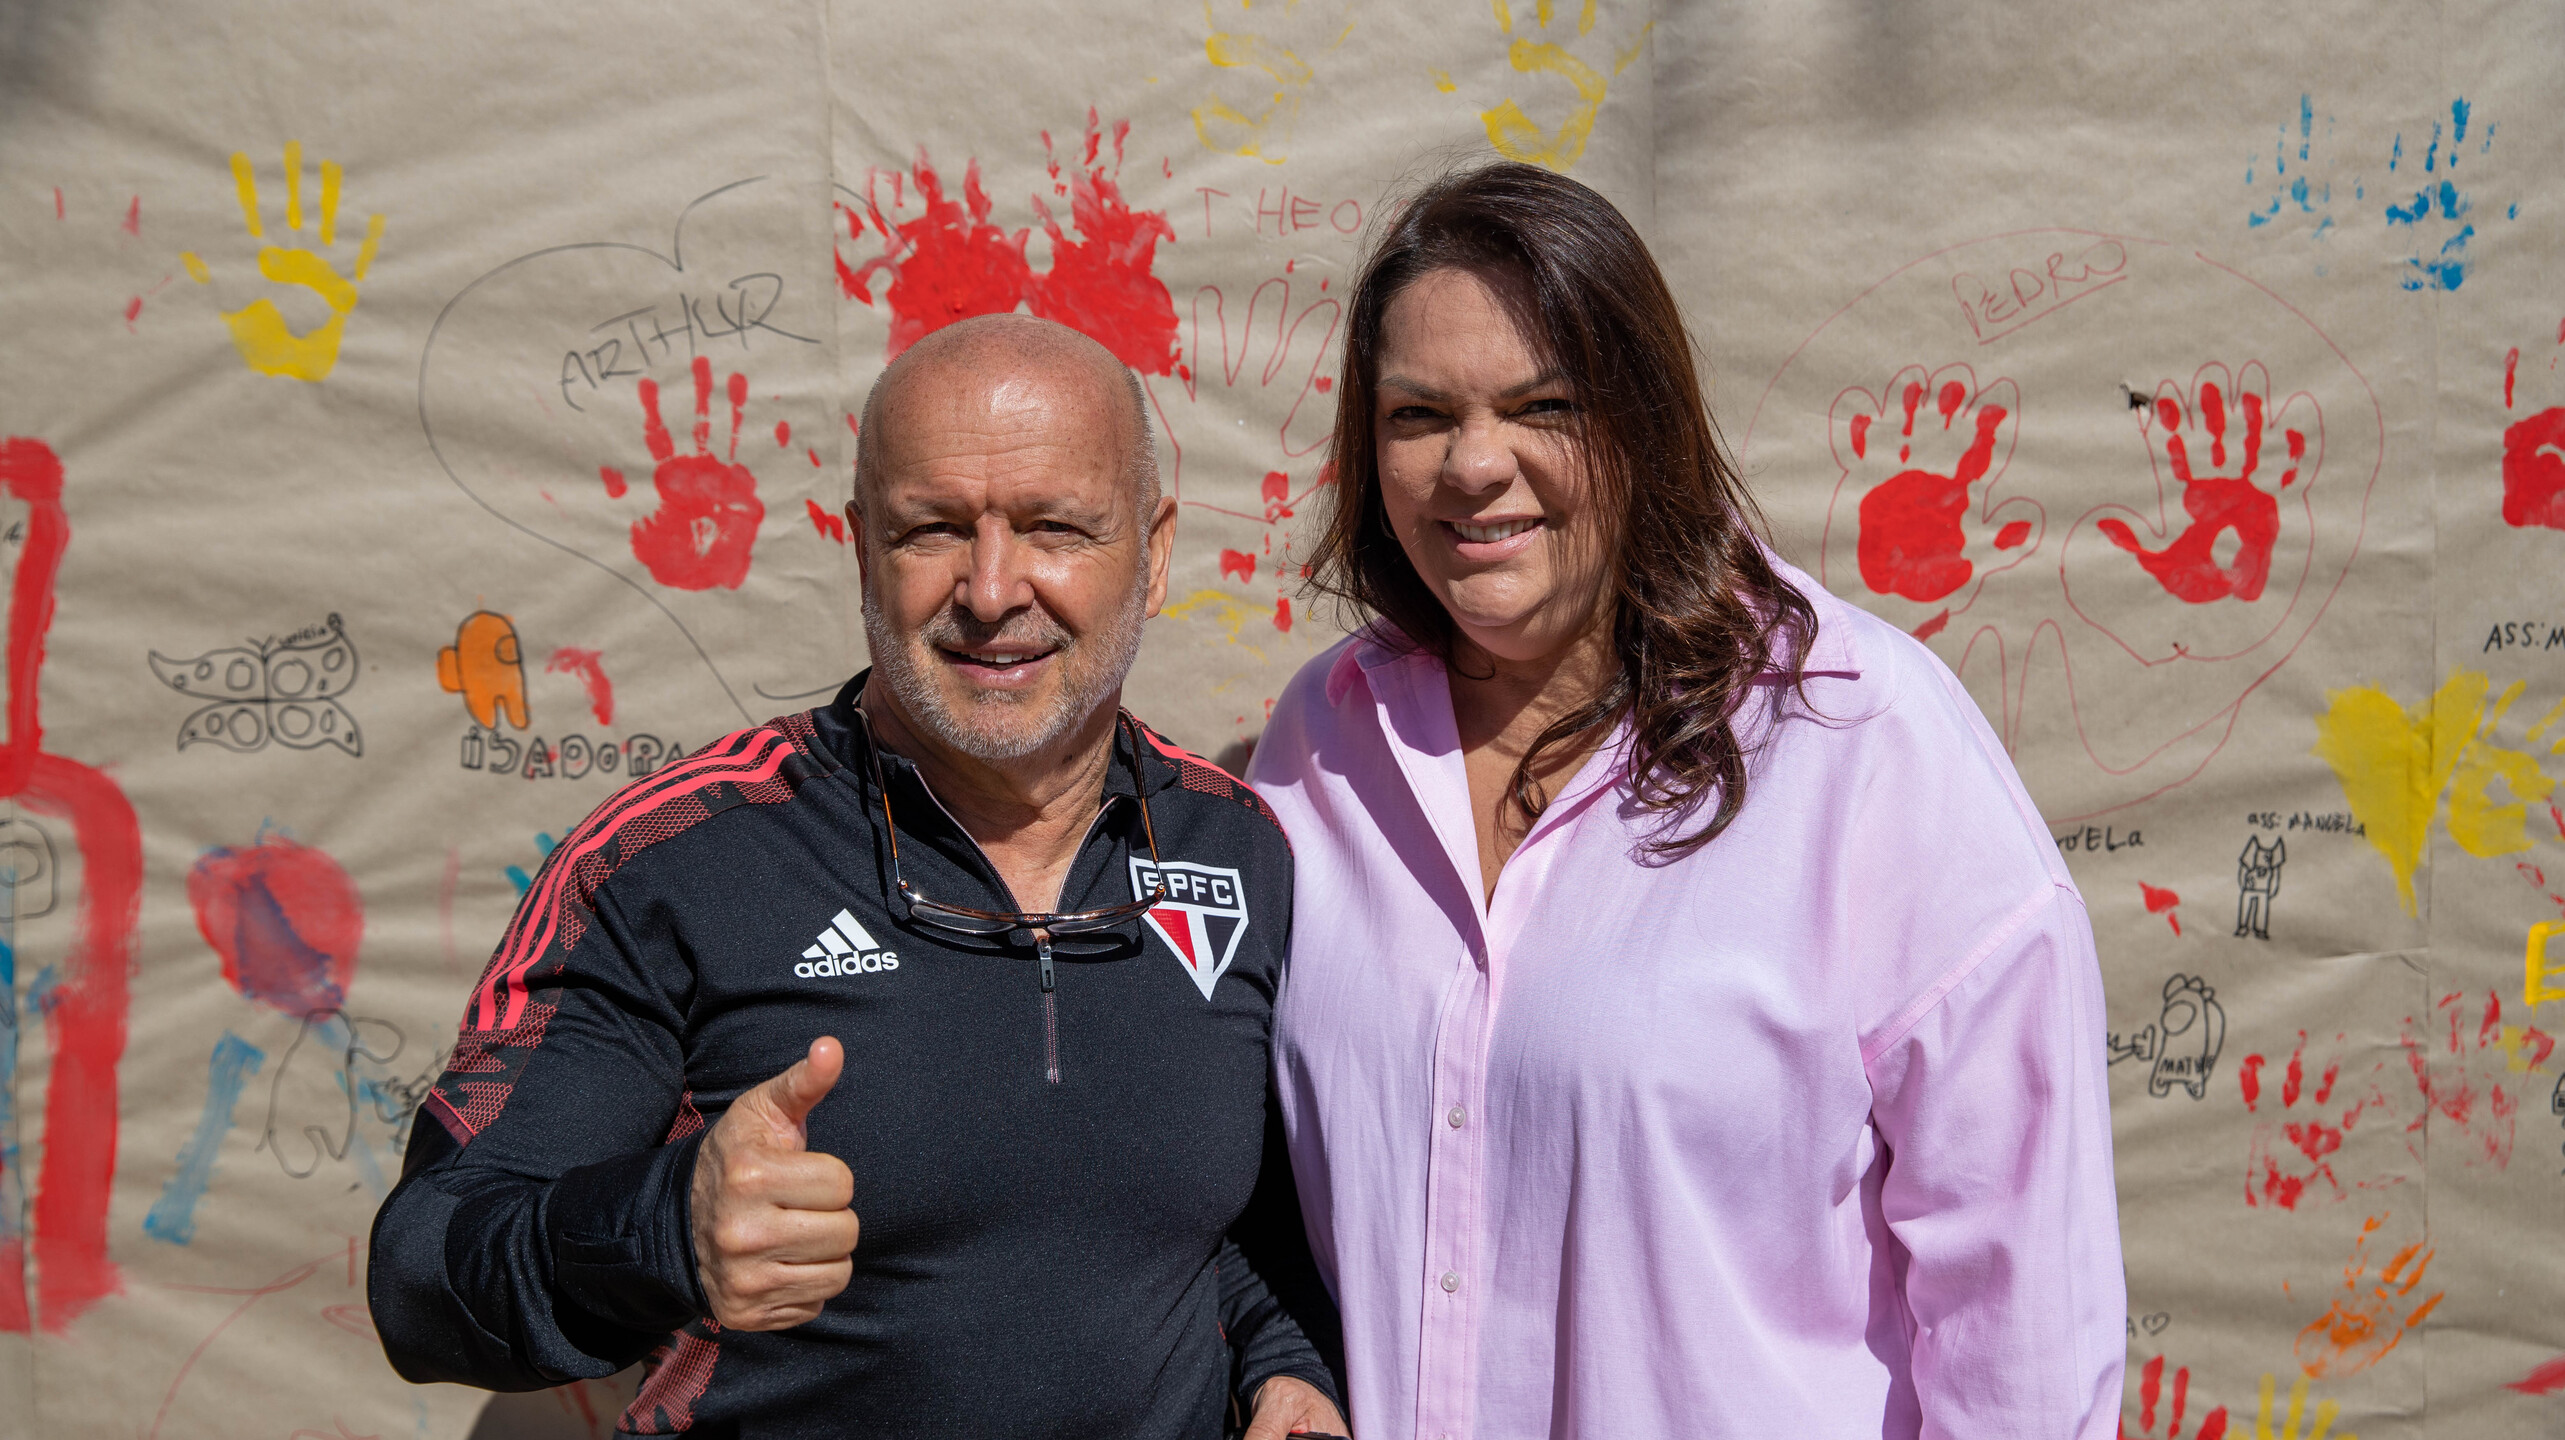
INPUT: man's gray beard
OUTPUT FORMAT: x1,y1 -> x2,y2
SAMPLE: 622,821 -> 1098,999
863,572 -> 1150,763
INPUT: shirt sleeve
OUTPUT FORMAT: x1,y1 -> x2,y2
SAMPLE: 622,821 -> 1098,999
1862,883 -> 2126,1440
1215,1092 -> 1348,1417
369,874 -> 708,1391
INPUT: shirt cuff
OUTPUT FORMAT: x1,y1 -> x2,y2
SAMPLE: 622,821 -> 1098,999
542,1129 -> 709,1336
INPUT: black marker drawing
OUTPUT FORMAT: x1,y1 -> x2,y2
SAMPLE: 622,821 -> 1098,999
2106,973 -> 2227,1100
150,613 -> 362,756
0,811 -> 59,920
2236,835 -> 2284,939
259,1008 -> 425,1179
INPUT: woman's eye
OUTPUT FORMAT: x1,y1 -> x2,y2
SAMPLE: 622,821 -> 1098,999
1517,397 -> 1576,417
1386,405 -> 1442,422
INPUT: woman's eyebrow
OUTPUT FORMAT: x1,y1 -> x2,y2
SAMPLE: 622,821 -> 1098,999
1378,369 -> 1570,404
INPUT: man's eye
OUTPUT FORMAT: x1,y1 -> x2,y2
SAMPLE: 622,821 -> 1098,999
899,523 -> 967,543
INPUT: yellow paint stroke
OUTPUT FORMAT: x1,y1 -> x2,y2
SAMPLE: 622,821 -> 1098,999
1476,3 -> 1650,173
1192,1 -> 1348,164
2496,1023 -> 2553,1072
2529,920 -> 2565,1007
1163,589 -> 1269,659
1432,68 -> 1456,93
190,144 -> 387,382
2310,678 -> 2467,915
2251,1373 -> 2351,1440
2448,678 -> 2556,857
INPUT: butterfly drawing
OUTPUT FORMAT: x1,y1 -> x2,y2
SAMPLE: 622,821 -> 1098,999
149,613 -> 363,755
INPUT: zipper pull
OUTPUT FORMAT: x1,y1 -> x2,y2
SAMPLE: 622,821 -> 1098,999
1034,930 -> 1056,992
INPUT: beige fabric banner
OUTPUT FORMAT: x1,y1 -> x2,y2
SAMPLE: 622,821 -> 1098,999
0,1 -> 2556,1435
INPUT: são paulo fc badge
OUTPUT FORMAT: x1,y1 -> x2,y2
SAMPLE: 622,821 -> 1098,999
1130,858 -> 1249,1000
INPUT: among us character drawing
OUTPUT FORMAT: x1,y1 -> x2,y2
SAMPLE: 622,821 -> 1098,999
2236,835 -> 2285,939
2147,974 -> 2226,1100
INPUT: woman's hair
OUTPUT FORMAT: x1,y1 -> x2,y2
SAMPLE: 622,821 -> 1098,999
1304,159 -> 1816,856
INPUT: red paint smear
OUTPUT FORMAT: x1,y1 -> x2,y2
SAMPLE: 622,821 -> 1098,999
2507,346 -> 2521,409
2500,407 -> 2565,530
1849,413 -> 1870,458
1910,608 -> 1951,641
598,465 -> 628,499
2098,391 -> 2295,603
52,187 -> 62,219
626,360 -> 763,590
1027,112 -> 1179,375
2138,1355 -> 2163,1430
1314,375 -> 1333,393
2282,1036 -> 2305,1107
1273,597 -> 1293,633
804,498 -> 847,544
1218,548 -> 1255,583
124,296 -> 144,332
2239,1053 -> 2266,1110
0,438 -> 142,1333
2139,882 -> 2180,913
187,835 -> 364,1016
1993,519 -> 2032,549
2196,1407 -> 2228,1440
2519,1025 -> 2556,1070
1857,403 -> 2009,602
806,448 -> 821,468
843,157 -> 1034,358
2507,1354 -> 2565,1394
122,195 -> 140,236
546,647 -> 615,727
774,420 -> 791,448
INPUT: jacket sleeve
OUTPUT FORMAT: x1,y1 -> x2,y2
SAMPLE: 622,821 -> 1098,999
369,873 -> 708,1391
1216,1093 -> 1347,1416
1864,883 -> 2127,1440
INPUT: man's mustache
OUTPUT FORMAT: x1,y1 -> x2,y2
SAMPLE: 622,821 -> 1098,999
916,606 -> 1073,654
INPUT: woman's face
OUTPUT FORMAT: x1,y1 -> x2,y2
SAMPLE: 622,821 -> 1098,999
1374,266 -> 1612,667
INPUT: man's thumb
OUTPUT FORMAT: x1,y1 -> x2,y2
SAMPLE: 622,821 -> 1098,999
750,1037 -> 843,1139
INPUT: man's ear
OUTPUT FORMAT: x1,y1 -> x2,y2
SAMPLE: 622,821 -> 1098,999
845,498 -> 869,588
1142,494 -> 1178,619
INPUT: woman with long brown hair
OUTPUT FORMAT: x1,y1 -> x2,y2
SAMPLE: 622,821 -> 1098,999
1246,162 -> 2124,1436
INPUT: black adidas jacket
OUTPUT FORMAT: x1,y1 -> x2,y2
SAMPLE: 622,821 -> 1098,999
369,676 -> 1341,1438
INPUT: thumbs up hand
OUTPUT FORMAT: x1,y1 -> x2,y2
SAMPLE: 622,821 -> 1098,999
688,1038 -> 860,1330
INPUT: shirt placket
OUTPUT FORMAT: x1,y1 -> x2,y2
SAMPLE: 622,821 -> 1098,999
1415,929 -> 1491,1440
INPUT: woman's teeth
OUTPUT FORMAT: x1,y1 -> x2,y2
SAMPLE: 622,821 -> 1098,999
1451,518 -> 1539,544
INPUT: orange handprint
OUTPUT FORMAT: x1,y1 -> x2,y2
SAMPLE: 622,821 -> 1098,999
1824,364 -> 2041,631
181,144 -> 386,382
2293,1213 -> 2440,1379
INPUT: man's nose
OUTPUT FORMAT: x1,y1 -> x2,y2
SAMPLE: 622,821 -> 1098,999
959,516 -> 1032,622
1444,415 -> 1520,494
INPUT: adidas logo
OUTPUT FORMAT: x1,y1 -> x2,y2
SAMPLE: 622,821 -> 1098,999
795,909 -> 899,978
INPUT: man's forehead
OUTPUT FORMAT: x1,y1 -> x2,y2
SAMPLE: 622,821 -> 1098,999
872,437 -> 1126,514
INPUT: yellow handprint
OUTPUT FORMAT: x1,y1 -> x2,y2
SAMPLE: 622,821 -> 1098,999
181,143 -> 386,383
1192,0 -> 1354,164
2248,1372 -> 2356,1440
1476,0 -> 1651,172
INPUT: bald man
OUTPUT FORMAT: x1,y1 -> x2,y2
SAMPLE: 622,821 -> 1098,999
373,317 -> 1348,1439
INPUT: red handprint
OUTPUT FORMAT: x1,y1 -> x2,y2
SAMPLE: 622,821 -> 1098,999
837,156 -> 1034,361
1825,364 -> 2040,624
2400,988 -> 2551,1170
1025,113 -> 1178,376
2501,406 -> 2565,530
2238,1030 -> 2406,1210
2098,363 -> 2315,605
2119,1353 -> 2228,1440
602,356 -> 765,592
2293,1212 -> 2441,1379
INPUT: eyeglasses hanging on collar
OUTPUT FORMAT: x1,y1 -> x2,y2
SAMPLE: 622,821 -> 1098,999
849,704 -> 1169,994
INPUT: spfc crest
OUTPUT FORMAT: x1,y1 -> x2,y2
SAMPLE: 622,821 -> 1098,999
1131,859 -> 1249,1000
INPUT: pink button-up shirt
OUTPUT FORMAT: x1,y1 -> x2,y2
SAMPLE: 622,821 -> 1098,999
1247,563 -> 2124,1440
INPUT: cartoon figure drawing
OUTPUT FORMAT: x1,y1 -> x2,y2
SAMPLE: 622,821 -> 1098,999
2237,834 -> 2286,939
438,611 -> 531,732
2148,974 -> 2227,1100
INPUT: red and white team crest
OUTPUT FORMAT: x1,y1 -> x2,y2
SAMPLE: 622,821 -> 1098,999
1131,858 -> 1249,1000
